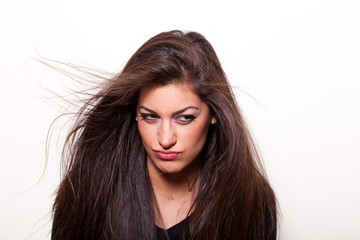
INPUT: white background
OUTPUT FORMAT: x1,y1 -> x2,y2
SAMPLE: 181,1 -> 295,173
1,0 -> 359,239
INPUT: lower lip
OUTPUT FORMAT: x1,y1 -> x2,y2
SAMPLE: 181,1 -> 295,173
155,151 -> 180,160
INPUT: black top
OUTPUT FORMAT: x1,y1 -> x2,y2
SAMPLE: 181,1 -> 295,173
156,209 -> 276,240
156,218 -> 189,240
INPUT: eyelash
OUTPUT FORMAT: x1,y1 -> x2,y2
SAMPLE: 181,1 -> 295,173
176,115 -> 196,124
139,114 -> 196,124
140,114 -> 158,122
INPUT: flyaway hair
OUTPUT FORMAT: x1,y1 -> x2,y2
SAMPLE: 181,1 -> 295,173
51,30 -> 277,240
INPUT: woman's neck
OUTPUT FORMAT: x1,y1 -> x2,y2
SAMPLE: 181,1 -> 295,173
147,158 -> 201,197
147,158 -> 200,229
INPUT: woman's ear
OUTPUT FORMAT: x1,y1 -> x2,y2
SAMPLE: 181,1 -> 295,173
211,116 -> 216,124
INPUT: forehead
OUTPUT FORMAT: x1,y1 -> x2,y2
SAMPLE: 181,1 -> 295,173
138,83 -> 206,110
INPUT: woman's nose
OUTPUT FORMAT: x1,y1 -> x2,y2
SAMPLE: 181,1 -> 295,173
158,120 -> 176,149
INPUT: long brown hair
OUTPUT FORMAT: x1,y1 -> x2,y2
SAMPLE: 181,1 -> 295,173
51,30 -> 277,240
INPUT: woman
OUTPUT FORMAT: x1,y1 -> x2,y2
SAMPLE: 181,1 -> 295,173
51,30 -> 277,240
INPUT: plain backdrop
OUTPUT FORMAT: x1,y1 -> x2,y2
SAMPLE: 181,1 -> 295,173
1,0 -> 359,239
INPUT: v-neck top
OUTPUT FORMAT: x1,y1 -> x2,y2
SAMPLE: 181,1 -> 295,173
155,205 -> 276,240
156,217 -> 189,240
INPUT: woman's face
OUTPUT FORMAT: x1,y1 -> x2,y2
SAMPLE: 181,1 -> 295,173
137,83 -> 213,175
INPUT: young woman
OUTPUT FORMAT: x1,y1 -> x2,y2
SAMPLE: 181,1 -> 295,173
51,30 -> 277,240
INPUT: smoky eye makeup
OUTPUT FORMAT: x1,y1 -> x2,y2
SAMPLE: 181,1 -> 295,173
138,106 -> 159,122
175,114 -> 197,124
139,112 -> 197,124
138,106 -> 199,124
139,112 -> 159,122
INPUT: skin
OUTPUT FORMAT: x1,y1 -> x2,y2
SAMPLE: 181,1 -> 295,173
136,83 -> 214,229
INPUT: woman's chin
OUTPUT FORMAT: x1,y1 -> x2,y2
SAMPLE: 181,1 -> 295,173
147,156 -> 201,177
156,163 -> 184,175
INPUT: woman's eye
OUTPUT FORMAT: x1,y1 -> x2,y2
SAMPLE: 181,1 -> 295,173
176,115 -> 196,124
140,114 -> 159,122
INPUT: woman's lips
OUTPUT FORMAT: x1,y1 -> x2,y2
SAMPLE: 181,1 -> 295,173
154,150 -> 180,160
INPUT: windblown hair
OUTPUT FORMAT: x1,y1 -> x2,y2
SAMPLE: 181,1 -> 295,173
52,30 -> 277,240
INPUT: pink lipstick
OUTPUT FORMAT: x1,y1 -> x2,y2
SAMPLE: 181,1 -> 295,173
154,150 -> 180,160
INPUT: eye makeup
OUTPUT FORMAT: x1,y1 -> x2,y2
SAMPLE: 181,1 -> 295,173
138,106 -> 199,125
175,115 -> 196,124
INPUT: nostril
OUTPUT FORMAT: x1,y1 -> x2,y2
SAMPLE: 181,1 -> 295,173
158,135 -> 177,149
158,122 -> 176,148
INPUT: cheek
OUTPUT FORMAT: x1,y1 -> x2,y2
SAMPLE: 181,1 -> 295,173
138,124 -> 155,148
182,123 -> 209,148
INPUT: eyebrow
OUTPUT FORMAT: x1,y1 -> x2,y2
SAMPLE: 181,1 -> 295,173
138,106 -> 199,117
